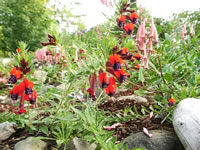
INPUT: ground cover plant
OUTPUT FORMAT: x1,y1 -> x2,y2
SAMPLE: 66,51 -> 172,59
0,0 -> 200,149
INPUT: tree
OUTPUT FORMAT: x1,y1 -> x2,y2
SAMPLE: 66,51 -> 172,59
0,0 -> 54,54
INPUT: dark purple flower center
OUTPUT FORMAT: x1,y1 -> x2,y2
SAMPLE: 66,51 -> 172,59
30,99 -> 36,104
113,62 -> 121,71
119,75 -> 127,83
25,88 -> 33,95
168,101 -> 174,107
108,92 -> 114,97
132,18 -> 137,24
127,30 -> 132,35
119,21 -> 125,28
102,82 -> 108,88
11,94 -> 18,100
8,75 -> 17,84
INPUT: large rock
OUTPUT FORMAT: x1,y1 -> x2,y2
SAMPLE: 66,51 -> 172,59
33,70 -> 47,83
173,98 -> 200,150
14,137 -> 47,150
0,121 -> 16,142
122,130 -> 184,150
66,137 -> 96,150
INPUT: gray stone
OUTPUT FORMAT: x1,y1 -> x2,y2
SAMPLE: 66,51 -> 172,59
33,70 -> 47,83
0,121 -> 16,142
173,98 -> 200,150
0,95 -> 7,101
1,58 -> 13,66
116,95 -> 148,105
66,137 -> 96,150
122,130 -> 184,150
14,137 -> 47,150
56,83 -> 67,91
0,95 -> 12,104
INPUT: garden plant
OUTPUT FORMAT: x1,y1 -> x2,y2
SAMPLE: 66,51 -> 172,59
0,0 -> 200,150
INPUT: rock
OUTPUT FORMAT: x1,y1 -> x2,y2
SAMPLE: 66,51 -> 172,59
1,58 -> 13,66
14,137 -> 47,150
0,95 -> 7,101
122,130 -> 184,150
56,83 -> 67,90
33,70 -> 47,83
0,121 -> 17,142
69,91 -> 85,102
173,98 -> 200,150
0,95 -> 12,104
116,95 -> 148,106
66,137 -> 96,150
2,146 -> 12,150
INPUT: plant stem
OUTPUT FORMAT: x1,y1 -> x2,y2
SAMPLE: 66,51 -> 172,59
157,55 -> 175,93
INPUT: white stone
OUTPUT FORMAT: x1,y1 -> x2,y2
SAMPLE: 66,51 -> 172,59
1,58 -> 13,66
0,95 -> 12,104
0,121 -> 16,142
33,70 -> 47,83
173,98 -> 200,150
116,95 -> 148,105
56,83 -> 67,91
14,137 -> 47,150
0,95 -> 7,101
67,137 -> 96,150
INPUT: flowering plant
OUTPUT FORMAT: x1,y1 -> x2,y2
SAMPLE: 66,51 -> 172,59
8,42 -> 37,114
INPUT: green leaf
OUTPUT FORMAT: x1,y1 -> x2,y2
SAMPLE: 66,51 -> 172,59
134,89 -> 147,96
164,73 -> 173,82
138,68 -> 144,83
165,33 -> 172,41
195,73 -> 200,84
39,126 -> 49,136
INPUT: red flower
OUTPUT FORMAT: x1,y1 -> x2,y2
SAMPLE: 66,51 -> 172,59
119,15 -> 126,22
24,78 -> 34,88
8,67 -> 22,84
98,72 -> 108,88
41,34 -> 56,46
121,47 -> 128,55
79,49 -> 84,53
109,54 -> 123,71
117,15 -> 126,28
87,88 -> 96,99
10,67 -> 22,79
18,81 -> 25,96
135,53 -> 141,60
14,108 -> 26,115
24,89 -> 37,104
114,68 -> 127,83
9,81 -> 25,101
129,13 -> 139,24
124,23 -> 134,35
87,72 -> 97,100
168,98 -> 176,106
136,64 -> 140,70
105,77 -> 117,96
9,85 -> 20,101
24,78 -> 34,95
16,48 -> 21,53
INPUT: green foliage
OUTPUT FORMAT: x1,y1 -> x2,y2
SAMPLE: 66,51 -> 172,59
0,1 -> 200,150
0,0 -> 54,53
